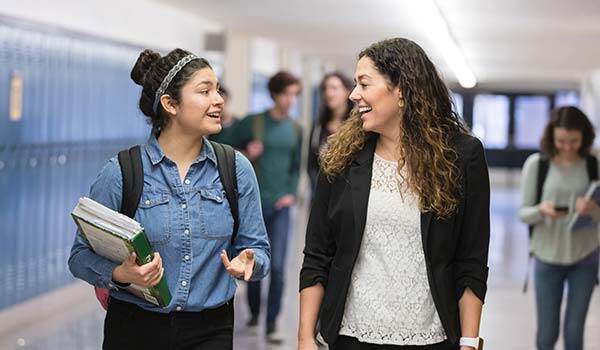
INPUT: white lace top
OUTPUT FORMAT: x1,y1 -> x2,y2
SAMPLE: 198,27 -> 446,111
338,154 -> 447,345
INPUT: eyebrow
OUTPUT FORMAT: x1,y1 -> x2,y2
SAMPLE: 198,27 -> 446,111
354,74 -> 371,83
195,80 -> 214,88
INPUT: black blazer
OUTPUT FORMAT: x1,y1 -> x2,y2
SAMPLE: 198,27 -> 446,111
299,132 -> 490,345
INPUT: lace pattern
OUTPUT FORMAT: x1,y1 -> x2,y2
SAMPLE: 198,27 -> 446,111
338,154 -> 446,345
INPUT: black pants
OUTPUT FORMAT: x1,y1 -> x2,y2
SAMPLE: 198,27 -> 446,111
103,297 -> 233,350
330,336 -> 457,350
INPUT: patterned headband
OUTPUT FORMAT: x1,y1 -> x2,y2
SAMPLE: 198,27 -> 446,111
152,54 -> 200,114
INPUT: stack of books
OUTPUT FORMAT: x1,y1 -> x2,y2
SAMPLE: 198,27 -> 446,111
71,197 -> 171,307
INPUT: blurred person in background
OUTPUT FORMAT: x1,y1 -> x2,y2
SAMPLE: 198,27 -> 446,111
519,106 -> 599,350
69,48 -> 270,350
307,72 -> 353,191
298,38 -> 490,350
228,70 -> 302,344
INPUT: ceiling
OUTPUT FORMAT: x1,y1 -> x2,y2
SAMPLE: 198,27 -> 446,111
155,0 -> 600,91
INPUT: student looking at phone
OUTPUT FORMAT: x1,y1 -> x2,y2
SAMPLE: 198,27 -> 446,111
519,106 -> 600,350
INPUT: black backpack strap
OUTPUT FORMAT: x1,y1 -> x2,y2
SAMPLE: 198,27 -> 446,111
535,156 -> 550,206
210,141 -> 240,250
117,145 -> 144,219
586,155 -> 598,181
528,156 -> 550,238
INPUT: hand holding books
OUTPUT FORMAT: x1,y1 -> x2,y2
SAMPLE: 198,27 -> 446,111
575,197 -> 600,216
569,181 -> 600,231
220,249 -> 255,281
113,252 -> 164,288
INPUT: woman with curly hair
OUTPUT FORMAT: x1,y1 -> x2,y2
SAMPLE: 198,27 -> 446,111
298,38 -> 490,350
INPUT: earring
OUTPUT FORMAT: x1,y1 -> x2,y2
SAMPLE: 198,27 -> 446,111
398,99 -> 405,108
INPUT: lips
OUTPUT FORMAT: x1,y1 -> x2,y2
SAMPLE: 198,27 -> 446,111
207,111 -> 221,119
358,106 -> 372,114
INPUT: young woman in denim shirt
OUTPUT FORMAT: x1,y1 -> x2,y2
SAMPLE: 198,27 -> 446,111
68,48 -> 271,350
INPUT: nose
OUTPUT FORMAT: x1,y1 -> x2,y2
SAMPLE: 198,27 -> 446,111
349,85 -> 360,103
214,91 -> 225,106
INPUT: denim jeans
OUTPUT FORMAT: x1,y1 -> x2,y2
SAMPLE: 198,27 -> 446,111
535,249 -> 599,350
247,205 -> 291,326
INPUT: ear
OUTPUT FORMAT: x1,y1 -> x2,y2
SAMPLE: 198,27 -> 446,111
160,95 -> 178,116
396,87 -> 403,99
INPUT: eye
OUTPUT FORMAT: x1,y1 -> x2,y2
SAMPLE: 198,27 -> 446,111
200,90 -> 209,95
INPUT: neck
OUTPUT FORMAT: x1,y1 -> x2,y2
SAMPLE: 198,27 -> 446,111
376,132 -> 401,162
553,153 -> 582,164
270,106 -> 288,121
157,125 -> 204,165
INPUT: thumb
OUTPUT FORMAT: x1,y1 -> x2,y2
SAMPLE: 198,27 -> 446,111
245,249 -> 255,261
128,253 -> 137,264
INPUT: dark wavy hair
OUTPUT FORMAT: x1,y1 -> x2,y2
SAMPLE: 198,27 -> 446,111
267,71 -> 301,98
130,48 -> 212,133
320,38 -> 469,218
318,72 -> 354,126
540,106 -> 595,157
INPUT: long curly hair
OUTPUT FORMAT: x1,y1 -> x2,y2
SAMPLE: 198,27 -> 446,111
320,38 -> 469,218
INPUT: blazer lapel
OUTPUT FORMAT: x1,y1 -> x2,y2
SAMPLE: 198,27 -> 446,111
420,212 -> 433,258
349,136 -> 377,253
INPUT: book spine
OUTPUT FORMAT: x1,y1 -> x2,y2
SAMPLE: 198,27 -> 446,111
131,231 -> 172,307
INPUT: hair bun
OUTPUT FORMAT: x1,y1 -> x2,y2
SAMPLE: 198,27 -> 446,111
131,49 -> 161,86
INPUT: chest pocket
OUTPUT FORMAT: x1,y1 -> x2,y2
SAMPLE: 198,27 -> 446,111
136,192 -> 171,245
199,188 -> 234,240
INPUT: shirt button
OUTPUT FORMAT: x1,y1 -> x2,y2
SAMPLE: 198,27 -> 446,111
176,306 -> 182,311
181,281 -> 187,287
144,200 -> 150,205
216,196 -> 221,201
184,255 -> 190,261
184,229 -> 189,235
184,179 -> 190,185
181,203 -> 187,209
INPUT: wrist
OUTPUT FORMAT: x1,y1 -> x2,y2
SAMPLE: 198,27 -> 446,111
459,336 -> 483,350
111,265 -> 128,284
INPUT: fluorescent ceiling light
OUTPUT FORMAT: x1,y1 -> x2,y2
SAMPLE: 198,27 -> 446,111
410,0 -> 477,88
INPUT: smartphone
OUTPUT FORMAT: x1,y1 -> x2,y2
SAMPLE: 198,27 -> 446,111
555,206 -> 569,213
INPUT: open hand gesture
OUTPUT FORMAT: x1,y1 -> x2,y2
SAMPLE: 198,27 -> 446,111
220,249 -> 255,281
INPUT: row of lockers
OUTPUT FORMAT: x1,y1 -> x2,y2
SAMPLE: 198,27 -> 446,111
0,20 -> 149,145
0,140 -> 145,309
0,17 -> 151,310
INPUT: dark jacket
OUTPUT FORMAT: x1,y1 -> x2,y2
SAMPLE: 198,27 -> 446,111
299,132 -> 490,345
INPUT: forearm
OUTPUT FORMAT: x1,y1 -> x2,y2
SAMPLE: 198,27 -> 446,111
519,205 -> 544,225
298,283 -> 325,341
458,287 -> 483,338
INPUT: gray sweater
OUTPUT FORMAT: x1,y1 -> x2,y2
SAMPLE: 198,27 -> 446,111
519,153 -> 600,265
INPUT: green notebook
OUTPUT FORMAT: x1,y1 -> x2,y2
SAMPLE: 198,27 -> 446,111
71,197 -> 172,307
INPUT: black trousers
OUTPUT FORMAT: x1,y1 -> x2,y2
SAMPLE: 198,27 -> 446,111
330,336 -> 457,350
103,297 -> 233,350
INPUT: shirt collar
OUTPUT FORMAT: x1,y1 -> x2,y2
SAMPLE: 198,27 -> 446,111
145,133 -> 217,166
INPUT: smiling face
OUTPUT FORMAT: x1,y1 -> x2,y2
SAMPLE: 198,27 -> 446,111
166,67 -> 224,136
349,56 -> 402,137
553,127 -> 583,159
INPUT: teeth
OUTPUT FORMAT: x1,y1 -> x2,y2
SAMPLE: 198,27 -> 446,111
358,106 -> 372,113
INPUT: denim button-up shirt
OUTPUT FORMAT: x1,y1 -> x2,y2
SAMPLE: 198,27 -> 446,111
69,134 -> 271,313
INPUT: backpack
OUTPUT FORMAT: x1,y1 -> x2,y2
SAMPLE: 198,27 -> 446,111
94,141 -> 240,309
522,154 -> 598,292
